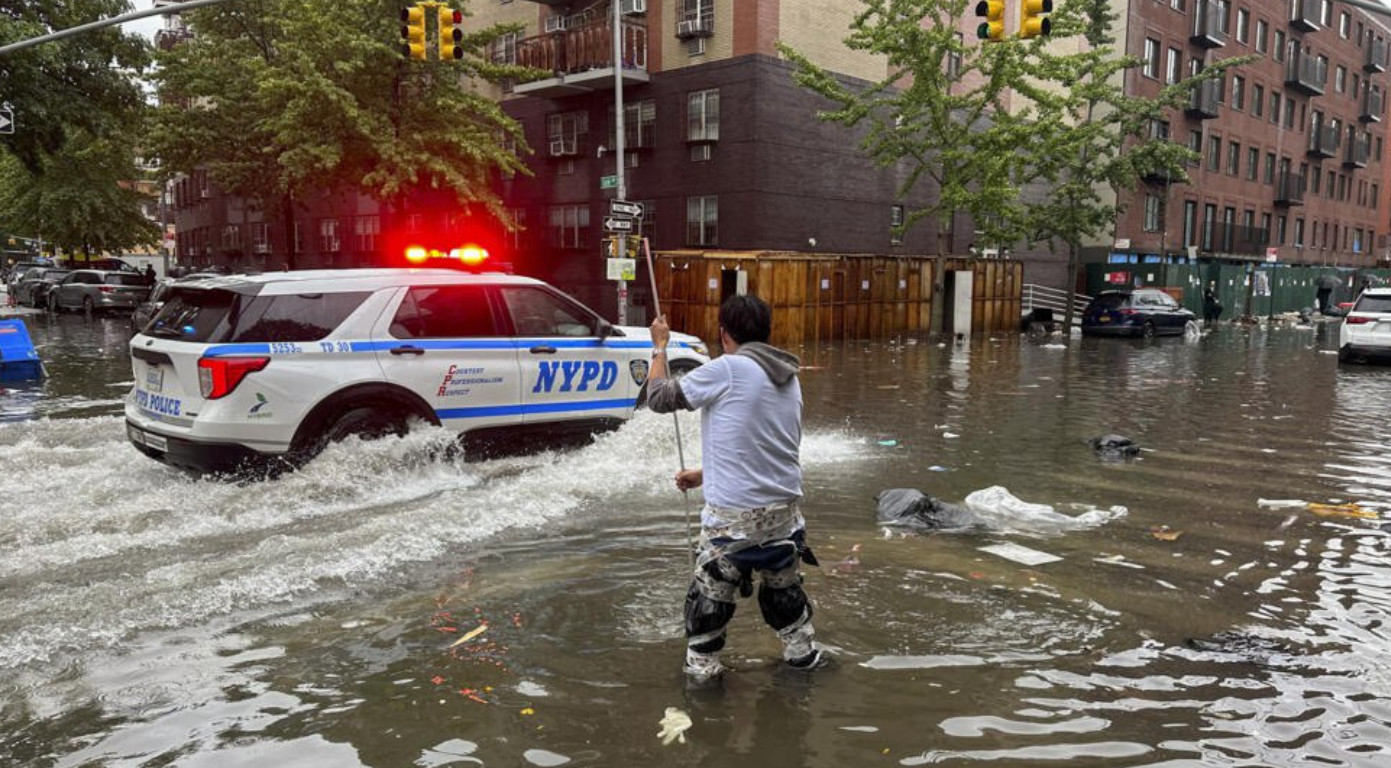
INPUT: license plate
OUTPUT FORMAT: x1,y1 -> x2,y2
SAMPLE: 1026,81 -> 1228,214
1099,316 -> 1111,323
143,432 -> 168,451
145,365 -> 164,393
127,423 -> 144,445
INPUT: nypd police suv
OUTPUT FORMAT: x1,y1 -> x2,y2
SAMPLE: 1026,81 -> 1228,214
125,269 -> 709,474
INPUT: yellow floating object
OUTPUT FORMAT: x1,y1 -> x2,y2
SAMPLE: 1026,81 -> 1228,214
449,623 -> 489,649
1307,503 -> 1379,520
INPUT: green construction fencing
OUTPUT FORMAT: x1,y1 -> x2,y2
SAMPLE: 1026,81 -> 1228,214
1085,262 -> 1391,317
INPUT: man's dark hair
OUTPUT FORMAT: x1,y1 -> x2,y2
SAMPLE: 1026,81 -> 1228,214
719,294 -> 771,344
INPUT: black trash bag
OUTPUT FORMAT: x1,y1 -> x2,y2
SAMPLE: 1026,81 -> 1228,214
1089,434 -> 1140,460
874,488 -> 984,532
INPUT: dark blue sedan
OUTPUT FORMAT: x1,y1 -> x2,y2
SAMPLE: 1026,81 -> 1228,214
1081,289 -> 1196,339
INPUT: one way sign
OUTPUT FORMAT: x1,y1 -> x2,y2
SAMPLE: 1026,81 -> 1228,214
603,216 -> 634,232
0,108 -> 13,135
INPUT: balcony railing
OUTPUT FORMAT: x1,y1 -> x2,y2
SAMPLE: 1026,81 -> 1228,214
1361,88 -> 1384,123
1201,223 -> 1271,255
1187,79 -> 1221,119
514,18 -> 648,80
1366,37 -> 1388,73
1345,130 -> 1370,168
1290,0 -> 1320,33
1275,172 -> 1306,206
1191,0 -> 1227,48
1285,48 -> 1327,96
1308,123 -> 1341,158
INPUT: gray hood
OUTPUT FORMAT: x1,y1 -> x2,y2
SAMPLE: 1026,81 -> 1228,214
735,342 -> 800,386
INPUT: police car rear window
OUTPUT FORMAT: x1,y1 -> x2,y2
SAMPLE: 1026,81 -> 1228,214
148,289 -> 370,343
105,274 -> 147,286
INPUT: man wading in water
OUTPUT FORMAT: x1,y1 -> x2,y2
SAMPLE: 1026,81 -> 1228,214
647,295 -> 825,680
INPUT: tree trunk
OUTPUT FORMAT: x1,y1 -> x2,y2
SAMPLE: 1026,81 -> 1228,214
280,192 -> 297,271
1062,239 -> 1081,334
934,210 -> 952,334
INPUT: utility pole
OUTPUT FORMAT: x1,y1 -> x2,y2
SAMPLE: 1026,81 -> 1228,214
612,0 -> 628,325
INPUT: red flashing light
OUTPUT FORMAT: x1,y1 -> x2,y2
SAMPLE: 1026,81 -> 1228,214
198,356 -> 270,400
456,245 -> 489,266
405,246 -> 429,264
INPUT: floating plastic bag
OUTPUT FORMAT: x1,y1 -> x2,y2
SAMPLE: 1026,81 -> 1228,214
962,486 -> 1126,535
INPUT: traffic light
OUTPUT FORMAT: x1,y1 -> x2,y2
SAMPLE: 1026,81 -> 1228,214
974,1 -> 1007,43
439,7 -> 464,60
401,5 -> 427,60
1020,0 -> 1053,39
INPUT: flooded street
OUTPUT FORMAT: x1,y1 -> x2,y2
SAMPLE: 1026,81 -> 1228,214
3,312 -> 1390,767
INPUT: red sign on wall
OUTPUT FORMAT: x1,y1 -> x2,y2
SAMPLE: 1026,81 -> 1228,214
1106,271 -> 1128,284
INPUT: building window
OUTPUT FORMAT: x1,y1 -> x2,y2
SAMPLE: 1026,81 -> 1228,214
1284,96 -> 1295,129
690,144 -> 712,162
617,99 -> 657,148
1149,119 -> 1170,140
1311,163 -> 1322,193
1143,194 -> 1162,232
1143,38 -> 1159,78
1232,75 -> 1245,110
1294,217 -> 1305,247
508,208 -> 527,250
1336,65 -> 1347,94
1228,141 -> 1240,175
318,219 -> 340,253
250,223 -> 270,255
1183,200 -> 1198,247
1340,11 -> 1350,38
1167,47 -> 1181,84
221,224 -> 241,251
1188,130 -> 1202,164
1264,152 -> 1276,184
1274,30 -> 1285,62
1320,0 -> 1332,27
686,195 -> 718,246
1256,19 -> 1268,53
680,0 -> 715,31
1373,184 -> 1380,208
1270,91 -> 1280,124
1277,215 -> 1287,245
548,205 -> 590,249
1236,8 -> 1249,44
687,89 -> 720,142
890,205 -> 905,245
547,111 -> 588,156
1202,203 -> 1217,249
1171,0 -> 1183,10
1246,146 -> 1258,180
355,215 -> 379,253
492,32 -> 517,65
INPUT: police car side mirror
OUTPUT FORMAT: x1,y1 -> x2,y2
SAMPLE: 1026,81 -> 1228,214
596,320 -> 615,340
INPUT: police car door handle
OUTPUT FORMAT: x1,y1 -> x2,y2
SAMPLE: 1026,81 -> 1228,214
529,345 -> 557,354
389,345 -> 426,356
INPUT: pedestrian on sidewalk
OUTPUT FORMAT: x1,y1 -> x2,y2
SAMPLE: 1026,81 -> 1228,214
647,295 -> 825,680
1203,281 -> 1223,324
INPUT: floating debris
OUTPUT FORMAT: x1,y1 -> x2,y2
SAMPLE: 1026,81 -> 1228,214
979,542 -> 1061,566
449,623 -> 490,649
657,707 -> 693,746
1307,502 -> 1378,520
1150,526 -> 1183,542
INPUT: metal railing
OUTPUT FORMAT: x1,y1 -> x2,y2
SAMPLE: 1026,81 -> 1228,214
1022,284 -> 1092,318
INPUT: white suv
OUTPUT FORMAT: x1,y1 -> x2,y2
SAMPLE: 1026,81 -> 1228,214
125,269 -> 709,474
1338,287 -> 1391,364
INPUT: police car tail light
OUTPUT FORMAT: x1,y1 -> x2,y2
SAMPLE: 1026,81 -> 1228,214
198,356 -> 270,399
1346,315 -> 1374,325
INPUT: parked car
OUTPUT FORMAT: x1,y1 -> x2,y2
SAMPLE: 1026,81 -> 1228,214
2,257 -> 55,285
1081,289 -> 1197,339
1337,287 -> 1391,364
48,270 -> 151,314
131,273 -> 221,332
12,268 -> 71,307
125,269 -> 710,475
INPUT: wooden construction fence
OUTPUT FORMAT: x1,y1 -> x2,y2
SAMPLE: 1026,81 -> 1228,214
652,250 -> 1022,350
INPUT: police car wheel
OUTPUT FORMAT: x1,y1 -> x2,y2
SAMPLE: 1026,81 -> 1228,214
324,407 -> 409,446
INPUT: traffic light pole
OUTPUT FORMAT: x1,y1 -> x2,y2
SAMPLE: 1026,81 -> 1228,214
613,0 -> 629,325
0,0 -> 243,56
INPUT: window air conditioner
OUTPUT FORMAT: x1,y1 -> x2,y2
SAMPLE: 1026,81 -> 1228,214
550,139 -> 575,156
544,15 -> 569,33
677,20 -> 700,38
620,0 -> 646,15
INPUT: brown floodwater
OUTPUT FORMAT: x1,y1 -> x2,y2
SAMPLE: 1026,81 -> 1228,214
2,311 -> 1389,767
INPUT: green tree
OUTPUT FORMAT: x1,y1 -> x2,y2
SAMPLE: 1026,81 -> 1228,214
1018,0 -> 1250,331
147,0 -> 532,268
0,130 -> 160,256
779,0 -> 1036,261
0,0 -> 150,174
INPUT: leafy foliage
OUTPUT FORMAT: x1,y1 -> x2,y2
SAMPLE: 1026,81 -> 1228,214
147,0 -> 533,237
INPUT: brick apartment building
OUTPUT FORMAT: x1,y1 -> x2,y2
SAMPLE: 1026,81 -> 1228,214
1110,0 -> 1391,270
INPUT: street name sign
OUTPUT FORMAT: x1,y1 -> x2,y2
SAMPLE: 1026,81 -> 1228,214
609,200 -> 643,218
0,108 -> 13,135
603,216 -> 634,232
599,175 -> 618,190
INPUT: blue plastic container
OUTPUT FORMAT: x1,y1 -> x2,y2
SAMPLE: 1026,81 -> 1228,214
0,319 -> 43,380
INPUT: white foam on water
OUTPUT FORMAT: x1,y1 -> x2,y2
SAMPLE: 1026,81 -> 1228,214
0,411 -> 867,669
